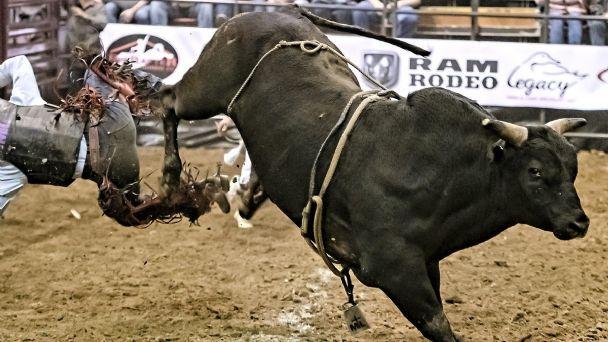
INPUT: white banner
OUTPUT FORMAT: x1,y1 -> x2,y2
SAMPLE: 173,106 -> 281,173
100,23 -> 608,110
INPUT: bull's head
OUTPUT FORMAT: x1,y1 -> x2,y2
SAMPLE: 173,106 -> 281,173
483,118 -> 589,240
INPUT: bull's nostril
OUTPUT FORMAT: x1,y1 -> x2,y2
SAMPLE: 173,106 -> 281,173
574,215 -> 590,232
576,214 -> 589,225
568,222 -> 582,232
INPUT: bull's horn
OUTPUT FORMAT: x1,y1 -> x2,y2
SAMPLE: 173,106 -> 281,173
545,118 -> 587,135
482,118 -> 528,147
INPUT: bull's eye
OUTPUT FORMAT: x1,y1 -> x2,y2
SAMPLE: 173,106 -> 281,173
529,168 -> 542,177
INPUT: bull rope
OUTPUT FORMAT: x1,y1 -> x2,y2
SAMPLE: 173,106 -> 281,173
226,39 -> 401,305
301,90 -> 398,276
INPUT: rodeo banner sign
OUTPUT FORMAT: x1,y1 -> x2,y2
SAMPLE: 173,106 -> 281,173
101,24 -> 608,110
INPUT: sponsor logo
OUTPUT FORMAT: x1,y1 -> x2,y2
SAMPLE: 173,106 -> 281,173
408,57 -> 499,89
599,68 -> 608,84
107,34 -> 178,79
507,52 -> 587,98
362,52 -> 399,88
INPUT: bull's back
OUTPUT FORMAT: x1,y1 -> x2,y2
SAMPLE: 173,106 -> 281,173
174,9 -> 358,119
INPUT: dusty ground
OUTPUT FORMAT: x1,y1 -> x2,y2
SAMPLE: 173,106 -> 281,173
0,147 -> 606,342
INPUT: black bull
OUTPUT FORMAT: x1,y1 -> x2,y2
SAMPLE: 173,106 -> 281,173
157,8 -> 590,341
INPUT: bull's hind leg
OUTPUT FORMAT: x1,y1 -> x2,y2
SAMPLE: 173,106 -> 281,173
161,108 -> 182,199
363,251 -> 457,342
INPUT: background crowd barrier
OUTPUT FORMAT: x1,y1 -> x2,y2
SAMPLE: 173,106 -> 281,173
2,0 -> 608,142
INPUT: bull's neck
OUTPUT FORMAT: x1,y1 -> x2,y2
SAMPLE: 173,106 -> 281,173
433,150 -> 517,260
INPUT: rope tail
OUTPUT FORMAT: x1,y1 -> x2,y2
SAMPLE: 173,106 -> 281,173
296,5 -> 431,57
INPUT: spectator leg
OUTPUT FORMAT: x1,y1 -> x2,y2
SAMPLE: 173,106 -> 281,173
567,13 -> 583,44
253,1 -> 266,13
214,4 -> 233,26
192,3 -> 214,27
104,2 -> 120,23
548,18 -> 564,44
266,0 -> 309,13
133,5 -> 151,24
310,0 -> 333,21
149,1 -> 170,25
588,20 -> 606,46
239,2 -> 265,13
395,5 -> 418,38
332,1 -> 356,25
353,0 -> 374,30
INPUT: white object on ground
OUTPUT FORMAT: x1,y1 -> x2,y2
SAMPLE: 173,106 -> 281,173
70,209 -> 82,220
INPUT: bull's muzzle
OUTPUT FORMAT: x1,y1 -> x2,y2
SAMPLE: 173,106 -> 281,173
553,213 -> 590,240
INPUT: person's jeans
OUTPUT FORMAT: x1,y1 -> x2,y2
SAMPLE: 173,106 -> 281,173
215,3 -> 234,21
353,1 -> 418,37
588,19 -> 607,45
310,0 -> 354,24
148,1 -> 214,27
105,2 -> 150,24
193,3 -> 215,27
215,1 -> 266,19
267,0 -> 308,12
395,6 -> 418,37
353,0 -> 381,32
149,0 -> 170,25
548,10 -> 583,44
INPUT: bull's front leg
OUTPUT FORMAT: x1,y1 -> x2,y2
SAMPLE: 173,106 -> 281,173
161,108 -> 182,200
362,250 -> 457,342
427,261 -> 442,305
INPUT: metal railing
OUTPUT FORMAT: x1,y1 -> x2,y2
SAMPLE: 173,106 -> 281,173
163,0 -> 608,139
166,0 -> 608,42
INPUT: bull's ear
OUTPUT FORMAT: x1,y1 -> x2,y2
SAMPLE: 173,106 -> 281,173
488,139 -> 505,162
545,118 -> 587,135
482,118 -> 528,147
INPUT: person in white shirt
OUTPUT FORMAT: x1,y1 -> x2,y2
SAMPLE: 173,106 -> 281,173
0,56 -> 51,216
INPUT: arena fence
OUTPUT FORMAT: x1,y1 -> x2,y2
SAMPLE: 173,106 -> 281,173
2,0 -> 62,100
166,0 -> 608,42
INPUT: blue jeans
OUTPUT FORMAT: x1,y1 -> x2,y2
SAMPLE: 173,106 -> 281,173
214,1 -> 266,19
148,1 -> 213,27
105,2 -> 150,24
353,1 -> 418,37
548,10 -> 583,44
310,0 -> 354,25
395,6 -> 418,37
588,19 -> 607,46
267,0 -> 308,12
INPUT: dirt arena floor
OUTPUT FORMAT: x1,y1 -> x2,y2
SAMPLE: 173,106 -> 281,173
0,147 -> 606,341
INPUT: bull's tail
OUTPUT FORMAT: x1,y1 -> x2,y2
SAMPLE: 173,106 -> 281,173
296,5 -> 430,57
